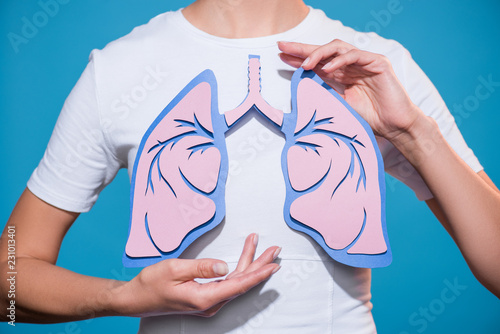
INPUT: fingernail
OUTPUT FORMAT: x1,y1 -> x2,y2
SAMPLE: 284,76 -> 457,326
213,263 -> 229,276
272,265 -> 281,274
302,57 -> 310,67
321,62 -> 332,70
273,247 -> 282,260
253,234 -> 259,247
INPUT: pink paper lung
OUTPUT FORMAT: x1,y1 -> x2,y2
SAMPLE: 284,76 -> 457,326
125,80 -> 222,258
285,77 -> 388,257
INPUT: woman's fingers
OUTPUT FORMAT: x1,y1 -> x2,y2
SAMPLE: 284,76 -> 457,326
321,49 -> 384,74
227,234 -> 281,280
241,246 -> 281,275
226,233 -> 259,279
164,258 -> 229,282
277,41 -> 319,60
280,43 -> 390,90
185,262 -> 279,314
191,241 -> 281,316
279,52 -> 340,86
302,40 -> 357,70
278,40 -> 358,70
278,52 -> 305,69
279,38 -> 420,148
207,262 -> 280,303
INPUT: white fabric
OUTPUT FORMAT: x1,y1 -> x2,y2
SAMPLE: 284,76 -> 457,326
27,7 -> 482,333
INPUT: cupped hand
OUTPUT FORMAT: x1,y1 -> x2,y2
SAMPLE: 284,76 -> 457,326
115,234 -> 281,318
278,40 -> 425,141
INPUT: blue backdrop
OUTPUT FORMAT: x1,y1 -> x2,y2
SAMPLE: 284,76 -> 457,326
1,1 -> 499,333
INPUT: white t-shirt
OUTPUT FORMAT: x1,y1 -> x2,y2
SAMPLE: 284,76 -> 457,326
27,7 -> 482,333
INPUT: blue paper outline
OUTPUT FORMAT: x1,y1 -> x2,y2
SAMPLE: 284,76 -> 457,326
281,69 -> 391,268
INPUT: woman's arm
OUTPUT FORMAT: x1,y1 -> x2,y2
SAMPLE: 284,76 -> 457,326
0,189 -> 280,323
278,40 -> 500,297
395,118 -> 500,296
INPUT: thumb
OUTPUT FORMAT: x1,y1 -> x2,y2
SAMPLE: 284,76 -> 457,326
172,259 -> 229,281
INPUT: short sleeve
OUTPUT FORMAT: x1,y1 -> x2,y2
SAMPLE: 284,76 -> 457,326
383,45 -> 483,201
27,50 -> 122,212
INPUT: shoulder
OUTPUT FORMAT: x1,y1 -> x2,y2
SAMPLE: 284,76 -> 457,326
310,9 -> 417,90
106,11 -> 177,52
85,9 -> 187,105
313,9 -> 411,66
89,10 -> 183,67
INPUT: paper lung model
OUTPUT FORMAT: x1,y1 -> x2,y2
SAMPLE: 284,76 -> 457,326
281,70 -> 391,268
123,55 -> 391,268
123,71 -> 229,267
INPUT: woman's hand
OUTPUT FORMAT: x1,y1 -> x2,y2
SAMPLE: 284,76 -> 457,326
113,234 -> 281,318
278,39 -> 425,142
279,40 -> 500,298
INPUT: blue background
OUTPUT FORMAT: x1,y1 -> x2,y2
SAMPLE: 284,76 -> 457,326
1,0 -> 499,333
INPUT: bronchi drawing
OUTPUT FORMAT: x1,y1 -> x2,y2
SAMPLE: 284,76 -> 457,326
124,55 -> 391,268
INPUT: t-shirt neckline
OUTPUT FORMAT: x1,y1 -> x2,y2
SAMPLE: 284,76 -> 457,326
172,6 -> 324,49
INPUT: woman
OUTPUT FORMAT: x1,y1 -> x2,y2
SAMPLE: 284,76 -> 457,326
1,0 -> 499,333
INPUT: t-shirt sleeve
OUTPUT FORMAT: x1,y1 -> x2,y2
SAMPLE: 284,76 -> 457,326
383,44 -> 483,201
27,50 -> 122,212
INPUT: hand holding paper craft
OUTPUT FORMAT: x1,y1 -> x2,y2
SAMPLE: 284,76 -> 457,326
278,39 -> 425,141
